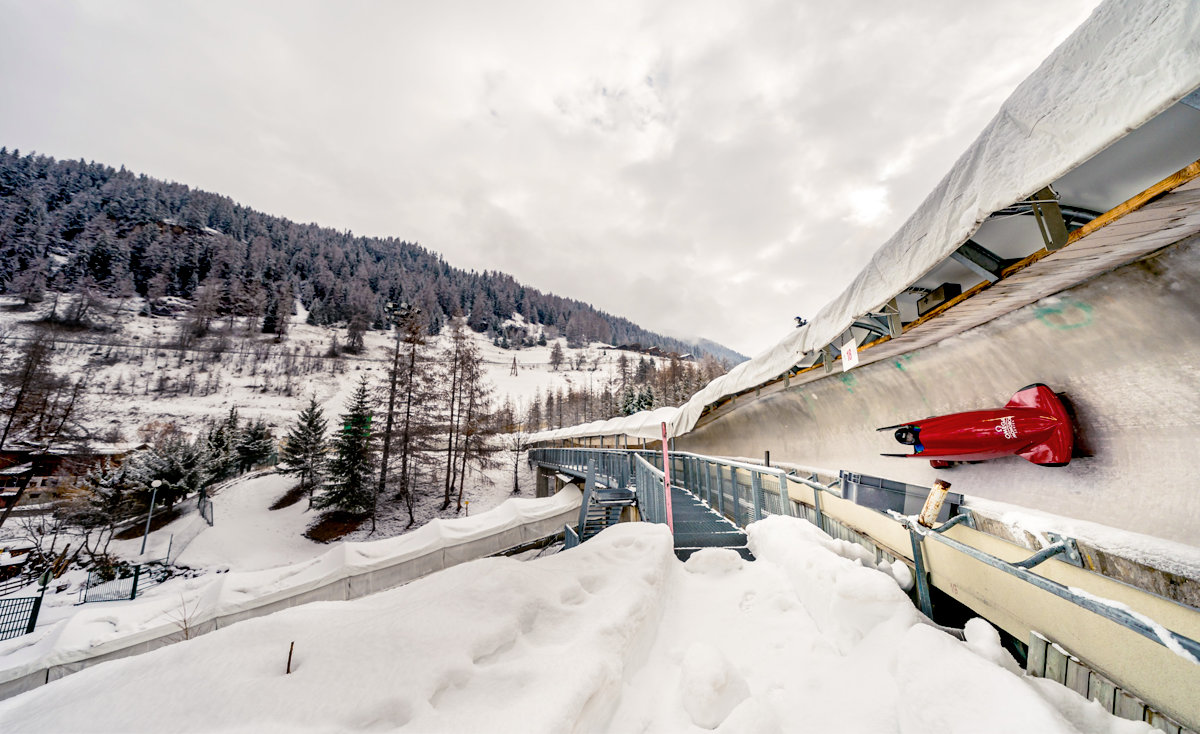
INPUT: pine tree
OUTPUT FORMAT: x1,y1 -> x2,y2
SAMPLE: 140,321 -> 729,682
620,384 -> 638,415
279,396 -> 329,508
236,418 -> 275,472
638,386 -> 655,411
84,459 -> 133,521
549,340 -> 564,371
204,407 -> 240,481
128,433 -> 207,508
316,376 -> 376,515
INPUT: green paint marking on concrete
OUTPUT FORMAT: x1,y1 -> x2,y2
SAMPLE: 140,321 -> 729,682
1035,299 -> 1093,330
894,359 -> 906,372
839,373 -> 857,393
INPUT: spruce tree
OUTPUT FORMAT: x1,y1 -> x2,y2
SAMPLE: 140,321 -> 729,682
128,433 -> 206,508
278,396 -> 329,508
620,384 -> 638,416
204,407 -> 240,480
316,376 -> 376,514
236,418 -> 275,472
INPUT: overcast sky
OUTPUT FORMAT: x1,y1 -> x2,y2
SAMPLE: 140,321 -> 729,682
0,0 -> 1100,356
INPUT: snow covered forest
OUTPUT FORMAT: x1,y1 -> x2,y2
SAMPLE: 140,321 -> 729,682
0,148 -> 745,365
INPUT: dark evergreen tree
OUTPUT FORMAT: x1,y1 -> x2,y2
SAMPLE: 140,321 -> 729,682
236,418 -> 275,472
204,407 -> 240,481
129,433 -> 207,508
316,376 -> 376,514
278,396 -> 329,508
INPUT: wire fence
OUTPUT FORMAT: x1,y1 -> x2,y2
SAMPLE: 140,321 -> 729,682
198,494 -> 214,526
0,587 -> 44,641
0,573 -> 34,598
78,564 -> 168,604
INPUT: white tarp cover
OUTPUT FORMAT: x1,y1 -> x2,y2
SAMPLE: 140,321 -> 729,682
531,406 -> 680,443
532,0 -> 1200,444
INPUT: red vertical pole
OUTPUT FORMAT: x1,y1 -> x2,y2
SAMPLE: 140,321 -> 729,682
661,422 -> 674,533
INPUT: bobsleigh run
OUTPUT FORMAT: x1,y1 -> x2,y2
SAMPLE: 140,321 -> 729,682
879,384 -> 1074,468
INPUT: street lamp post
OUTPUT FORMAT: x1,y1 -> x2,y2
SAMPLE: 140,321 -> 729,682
140,479 -> 162,556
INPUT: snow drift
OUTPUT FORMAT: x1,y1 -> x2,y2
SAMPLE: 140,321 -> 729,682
0,487 -> 582,699
0,518 -> 1148,733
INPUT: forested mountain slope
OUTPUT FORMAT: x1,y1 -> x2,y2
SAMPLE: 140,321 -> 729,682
0,148 -> 744,363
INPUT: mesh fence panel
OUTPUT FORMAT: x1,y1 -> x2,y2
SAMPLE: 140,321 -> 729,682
0,596 -> 36,641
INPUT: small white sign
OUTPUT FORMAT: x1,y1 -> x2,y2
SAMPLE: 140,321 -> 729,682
840,338 -> 859,371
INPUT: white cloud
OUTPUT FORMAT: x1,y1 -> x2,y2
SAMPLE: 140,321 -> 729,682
0,0 -> 1101,355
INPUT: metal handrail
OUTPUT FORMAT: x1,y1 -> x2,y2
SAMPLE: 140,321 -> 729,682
529,446 -> 1200,666
894,512 -> 1200,664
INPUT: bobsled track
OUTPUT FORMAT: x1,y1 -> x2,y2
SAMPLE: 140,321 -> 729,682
526,9 -> 1200,726
678,232 -> 1200,547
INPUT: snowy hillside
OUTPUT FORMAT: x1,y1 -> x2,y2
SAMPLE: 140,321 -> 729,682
0,294 -> 681,442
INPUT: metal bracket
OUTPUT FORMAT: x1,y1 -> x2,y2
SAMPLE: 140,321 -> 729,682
1029,186 -> 1070,251
1014,533 -> 1083,569
950,240 -> 1004,283
908,527 -> 934,618
821,345 -> 838,374
853,299 -> 903,339
928,511 -> 975,534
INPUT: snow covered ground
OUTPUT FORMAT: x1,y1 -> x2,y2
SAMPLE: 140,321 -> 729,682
174,473 -> 324,571
0,517 -> 1148,733
0,485 -> 581,691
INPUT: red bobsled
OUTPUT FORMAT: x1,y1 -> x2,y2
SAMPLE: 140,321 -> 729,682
879,384 -> 1074,468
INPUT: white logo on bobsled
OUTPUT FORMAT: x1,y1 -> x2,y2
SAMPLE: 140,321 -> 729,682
995,416 -> 1018,439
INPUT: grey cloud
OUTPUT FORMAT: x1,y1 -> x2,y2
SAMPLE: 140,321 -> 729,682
0,0 -> 1100,354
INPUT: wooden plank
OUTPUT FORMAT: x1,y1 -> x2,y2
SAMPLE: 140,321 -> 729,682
1146,710 -> 1181,733
1027,632 -> 1049,677
1066,656 -> 1091,696
1088,671 -> 1117,713
1045,642 -> 1069,684
1116,689 -> 1147,722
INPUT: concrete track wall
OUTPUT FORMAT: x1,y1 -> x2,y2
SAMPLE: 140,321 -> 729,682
678,235 -> 1200,546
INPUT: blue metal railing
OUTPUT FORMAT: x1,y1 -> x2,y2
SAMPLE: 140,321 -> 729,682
563,524 -> 581,550
634,455 -> 668,525
529,446 -> 1200,666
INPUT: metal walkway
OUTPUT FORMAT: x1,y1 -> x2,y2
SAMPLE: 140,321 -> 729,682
529,448 -> 755,561
668,484 -> 752,561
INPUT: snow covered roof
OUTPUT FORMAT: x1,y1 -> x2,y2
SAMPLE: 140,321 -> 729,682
534,0 -> 1200,444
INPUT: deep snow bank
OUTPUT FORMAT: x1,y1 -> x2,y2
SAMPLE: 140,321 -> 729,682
0,487 -> 582,695
0,518 -> 1148,733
